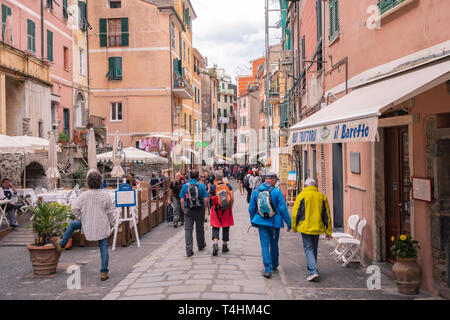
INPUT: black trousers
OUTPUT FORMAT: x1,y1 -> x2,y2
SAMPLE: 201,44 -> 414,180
184,207 -> 206,253
246,187 -> 253,204
212,227 -> 230,242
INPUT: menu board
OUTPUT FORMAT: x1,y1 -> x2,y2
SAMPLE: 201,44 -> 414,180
279,154 -> 290,190
412,177 -> 432,203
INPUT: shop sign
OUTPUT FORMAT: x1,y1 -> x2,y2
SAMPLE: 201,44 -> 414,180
289,117 -> 379,145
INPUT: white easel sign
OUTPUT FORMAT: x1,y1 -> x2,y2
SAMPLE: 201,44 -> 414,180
112,184 -> 140,250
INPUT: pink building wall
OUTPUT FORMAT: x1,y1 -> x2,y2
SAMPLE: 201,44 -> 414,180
1,0 -> 74,136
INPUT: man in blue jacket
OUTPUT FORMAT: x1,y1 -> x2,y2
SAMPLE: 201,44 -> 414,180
248,173 -> 291,278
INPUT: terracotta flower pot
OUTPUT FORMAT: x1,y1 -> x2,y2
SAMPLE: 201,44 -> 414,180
392,257 -> 421,295
26,244 -> 61,275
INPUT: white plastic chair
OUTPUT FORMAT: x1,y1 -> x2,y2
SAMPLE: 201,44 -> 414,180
336,219 -> 367,267
330,214 -> 360,257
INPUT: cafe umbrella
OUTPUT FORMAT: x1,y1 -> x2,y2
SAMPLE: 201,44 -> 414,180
45,131 -> 60,190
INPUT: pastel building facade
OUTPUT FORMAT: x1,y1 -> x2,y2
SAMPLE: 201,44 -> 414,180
285,0 -> 450,295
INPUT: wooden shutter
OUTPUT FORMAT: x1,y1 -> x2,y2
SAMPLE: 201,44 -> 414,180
2,4 -> 12,41
335,0 -> 340,34
121,17 -> 129,46
63,0 -> 68,20
329,0 -> 334,40
47,30 -> 53,61
107,57 -> 114,79
79,1 -> 86,31
99,18 -> 107,47
114,57 -> 122,80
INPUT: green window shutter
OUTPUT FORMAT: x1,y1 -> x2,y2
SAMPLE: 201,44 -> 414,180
224,109 -> 227,117
179,32 -> 182,57
47,30 -> 53,61
63,0 -> 68,20
27,20 -> 36,53
329,0 -> 339,40
334,0 -> 340,34
79,1 -> 87,31
106,57 -> 114,79
121,17 -> 129,47
329,0 -> 334,40
99,18 -> 107,47
115,57 -> 122,80
2,4 -> 12,41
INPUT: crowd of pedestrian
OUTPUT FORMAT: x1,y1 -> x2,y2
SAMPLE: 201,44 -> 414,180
46,162 -> 333,284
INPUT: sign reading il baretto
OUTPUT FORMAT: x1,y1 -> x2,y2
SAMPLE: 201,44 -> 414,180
289,117 -> 379,145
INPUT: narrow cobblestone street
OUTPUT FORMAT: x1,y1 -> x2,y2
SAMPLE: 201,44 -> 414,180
102,181 -> 436,300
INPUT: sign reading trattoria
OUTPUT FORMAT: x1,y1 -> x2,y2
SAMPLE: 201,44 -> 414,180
289,117 -> 379,145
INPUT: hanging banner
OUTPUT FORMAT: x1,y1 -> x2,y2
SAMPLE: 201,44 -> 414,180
289,117 -> 379,145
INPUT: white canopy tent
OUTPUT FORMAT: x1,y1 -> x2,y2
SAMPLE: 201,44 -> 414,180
97,147 -> 169,164
12,136 -> 61,152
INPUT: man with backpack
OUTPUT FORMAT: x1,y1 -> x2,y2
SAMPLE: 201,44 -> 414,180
209,170 -> 234,256
168,172 -> 184,228
179,170 -> 210,257
248,173 -> 291,279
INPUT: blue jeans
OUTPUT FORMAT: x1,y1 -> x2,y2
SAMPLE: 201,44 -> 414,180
60,220 -> 109,273
258,226 -> 280,273
301,233 -> 320,275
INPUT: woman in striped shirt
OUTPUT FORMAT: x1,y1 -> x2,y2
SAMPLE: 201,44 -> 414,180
55,171 -> 115,281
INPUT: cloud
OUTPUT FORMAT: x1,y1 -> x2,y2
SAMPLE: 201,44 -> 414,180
190,0 -> 268,81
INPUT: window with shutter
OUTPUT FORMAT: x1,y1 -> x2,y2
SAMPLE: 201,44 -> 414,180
2,4 -> 12,42
27,19 -> 36,53
107,57 -> 122,81
79,1 -> 87,31
47,30 -> 53,61
63,0 -> 68,20
329,0 -> 340,42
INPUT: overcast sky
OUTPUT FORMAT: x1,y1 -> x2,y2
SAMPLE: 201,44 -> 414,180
190,0 -> 281,83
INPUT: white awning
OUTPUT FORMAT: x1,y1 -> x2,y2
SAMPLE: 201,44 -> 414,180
289,58 -> 450,145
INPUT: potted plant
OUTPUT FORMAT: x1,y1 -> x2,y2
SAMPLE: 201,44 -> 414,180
26,202 -> 72,275
390,235 -> 421,295
58,132 -> 69,147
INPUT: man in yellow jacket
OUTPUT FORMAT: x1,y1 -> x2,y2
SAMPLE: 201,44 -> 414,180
291,178 -> 332,282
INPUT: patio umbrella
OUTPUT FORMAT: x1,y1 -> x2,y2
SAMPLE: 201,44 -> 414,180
87,128 -> 98,175
110,131 -> 124,187
45,131 -> 60,190
0,134 -> 34,153
97,147 -> 169,165
12,136 -> 61,152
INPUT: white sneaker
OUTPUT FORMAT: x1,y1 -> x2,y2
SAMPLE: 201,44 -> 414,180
306,274 -> 319,282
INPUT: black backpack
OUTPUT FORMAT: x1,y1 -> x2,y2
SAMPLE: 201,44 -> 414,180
243,174 -> 250,189
186,182 -> 202,209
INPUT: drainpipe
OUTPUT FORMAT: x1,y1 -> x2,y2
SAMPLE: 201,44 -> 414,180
86,0 -> 90,127
41,0 -> 44,61
326,56 -> 348,95
169,13 -> 174,169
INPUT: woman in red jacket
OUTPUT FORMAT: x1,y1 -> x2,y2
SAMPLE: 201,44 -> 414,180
209,170 -> 234,256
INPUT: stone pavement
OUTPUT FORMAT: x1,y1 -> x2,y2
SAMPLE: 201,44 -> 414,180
104,181 -> 440,300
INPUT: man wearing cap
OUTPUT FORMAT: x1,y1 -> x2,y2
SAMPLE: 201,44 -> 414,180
248,173 -> 292,279
291,178 -> 332,282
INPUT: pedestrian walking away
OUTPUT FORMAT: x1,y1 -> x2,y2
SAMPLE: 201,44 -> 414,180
179,170 -> 210,257
248,173 -> 291,279
209,170 -> 234,256
291,178 -> 332,282
200,171 -> 211,222
244,170 -> 253,204
168,172 -> 184,228
54,171 -> 115,281
236,167 -> 245,195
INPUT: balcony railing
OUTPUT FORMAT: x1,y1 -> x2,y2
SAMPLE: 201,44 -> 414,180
173,74 -> 193,99
89,115 -> 105,129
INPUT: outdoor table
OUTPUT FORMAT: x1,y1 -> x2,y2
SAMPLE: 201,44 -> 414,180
37,190 -> 72,203
0,199 -> 13,227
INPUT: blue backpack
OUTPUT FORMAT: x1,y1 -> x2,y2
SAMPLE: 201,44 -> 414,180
256,186 -> 277,218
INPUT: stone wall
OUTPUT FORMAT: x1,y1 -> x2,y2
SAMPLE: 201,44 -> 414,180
0,153 -> 24,185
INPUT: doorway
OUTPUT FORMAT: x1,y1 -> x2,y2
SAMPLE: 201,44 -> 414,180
384,126 -> 411,262
332,143 -> 344,229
